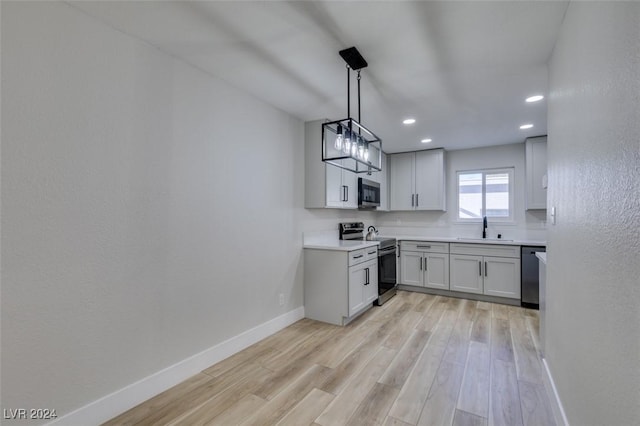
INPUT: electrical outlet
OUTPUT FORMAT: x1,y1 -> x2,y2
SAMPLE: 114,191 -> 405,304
279,293 -> 284,306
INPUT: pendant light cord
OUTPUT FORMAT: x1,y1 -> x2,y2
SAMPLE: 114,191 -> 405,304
346,65 -> 351,119
357,70 -> 362,134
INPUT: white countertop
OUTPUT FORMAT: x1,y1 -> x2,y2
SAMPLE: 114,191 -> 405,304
384,235 -> 546,247
303,239 -> 380,252
536,252 -> 547,264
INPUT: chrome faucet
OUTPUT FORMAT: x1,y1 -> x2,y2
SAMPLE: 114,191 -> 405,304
482,216 -> 488,239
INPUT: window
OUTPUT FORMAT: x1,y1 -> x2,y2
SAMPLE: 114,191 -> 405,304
457,168 -> 514,221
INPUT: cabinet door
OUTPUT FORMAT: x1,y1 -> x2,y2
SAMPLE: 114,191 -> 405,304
348,264 -> 366,316
325,162 -> 344,208
390,152 -> 415,210
415,149 -> 445,210
400,251 -> 423,286
450,254 -> 484,294
424,253 -> 450,290
342,168 -> 358,209
526,137 -> 547,210
483,256 -> 521,299
364,260 -> 379,305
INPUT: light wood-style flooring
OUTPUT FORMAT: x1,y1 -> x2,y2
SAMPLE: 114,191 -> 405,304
104,291 -> 556,426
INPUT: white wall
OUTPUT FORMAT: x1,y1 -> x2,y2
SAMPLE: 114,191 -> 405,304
0,2 -> 349,423
546,2 -> 640,425
376,144 -> 547,241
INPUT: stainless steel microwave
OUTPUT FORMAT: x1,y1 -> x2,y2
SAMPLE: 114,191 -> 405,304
358,178 -> 380,208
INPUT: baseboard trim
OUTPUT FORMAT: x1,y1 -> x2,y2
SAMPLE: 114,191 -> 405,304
47,306 -> 305,426
542,357 -> 570,426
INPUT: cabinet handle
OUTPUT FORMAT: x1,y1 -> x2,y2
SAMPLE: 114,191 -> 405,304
365,268 -> 369,285
425,258 -> 428,270
368,250 -> 377,255
419,257 -> 422,270
416,193 -> 419,207
345,186 -> 349,201
411,194 -> 415,207
485,262 -> 488,277
479,261 -> 482,276
353,254 -> 364,259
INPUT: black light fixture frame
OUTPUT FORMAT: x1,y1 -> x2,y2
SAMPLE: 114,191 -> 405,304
322,47 -> 382,174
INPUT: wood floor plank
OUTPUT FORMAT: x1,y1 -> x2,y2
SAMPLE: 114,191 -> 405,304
388,323 -> 453,424
444,318 -> 473,365
525,314 -> 541,356
202,345 -> 280,378
491,303 -> 510,320
378,329 -> 431,388
262,324 -> 337,371
518,380 -> 557,426
510,315 -> 543,385
476,301 -> 492,311
206,394 -> 266,426
382,310 -> 424,350
240,364 -> 332,426
489,359 -> 523,426
453,409 -> 488,426
166,364 -> 273,425
491,318 -> 515,363
275,388 -> 334,426
416,360 -> 466,426
316,347 -> 397,426
102,373 -> 214,426
345,382 -> 400,426
413,293 -> 437,313
417,301 -> 445,332
383,416 -> 414,426
470,308 -> 491,344
460,299 -> 478,321
319,328 -> 382,395
457,340 -> 491,418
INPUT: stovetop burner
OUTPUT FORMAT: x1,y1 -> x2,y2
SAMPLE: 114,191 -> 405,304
339,222 -> 396,250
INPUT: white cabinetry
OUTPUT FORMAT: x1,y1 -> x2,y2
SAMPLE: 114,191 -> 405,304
305,119 -> 358,209
399,241 -> 450,290
366,152 -> 389,211
525,136 -> 547,210
449,244 -> 521,299
389,149 -> 445,211
304,246 -> 378,326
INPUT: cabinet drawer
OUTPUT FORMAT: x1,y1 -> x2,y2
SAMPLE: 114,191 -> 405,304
400,241 -> 449,254
349,249 -> 367,266
364,246 -> 378,261
450,243 -> 520,259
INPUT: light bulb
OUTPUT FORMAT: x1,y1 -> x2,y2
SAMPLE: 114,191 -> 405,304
343,133 -> 351,154
351,141 -> 357,157
334,125 -> 343,150
364,147 -> 369,161
358,141 -> 364,159
334,133 -> 343,150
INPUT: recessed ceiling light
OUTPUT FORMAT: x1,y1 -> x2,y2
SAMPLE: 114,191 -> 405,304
403,118 -> 416,125
520,124 -> 534,130
526,95 -> 544,103
421,138 -> 432,143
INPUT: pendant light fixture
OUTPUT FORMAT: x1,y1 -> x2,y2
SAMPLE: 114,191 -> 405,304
322,47 -> 382,173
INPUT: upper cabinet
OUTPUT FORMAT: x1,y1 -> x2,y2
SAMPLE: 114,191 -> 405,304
305,119 -> 387,210
305,120 -> 357,209
525,136 -> 547,210
389,148 -> 446,211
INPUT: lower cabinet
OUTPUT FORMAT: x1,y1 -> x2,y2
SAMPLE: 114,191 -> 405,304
348,259 -> 378,316
304,246 -> 379,326
399,242 -> 450,290
449,244 -> 521,299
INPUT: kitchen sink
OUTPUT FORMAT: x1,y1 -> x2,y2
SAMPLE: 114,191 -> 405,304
456,237 -> 514,242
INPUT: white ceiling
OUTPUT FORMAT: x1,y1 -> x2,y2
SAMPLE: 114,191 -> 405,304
70,1 -> 569,153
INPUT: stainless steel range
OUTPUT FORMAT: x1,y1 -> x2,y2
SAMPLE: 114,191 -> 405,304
339,222 -> 397,305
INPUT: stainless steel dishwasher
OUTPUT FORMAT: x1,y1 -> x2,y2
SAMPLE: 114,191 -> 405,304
521,246 -> 546,309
